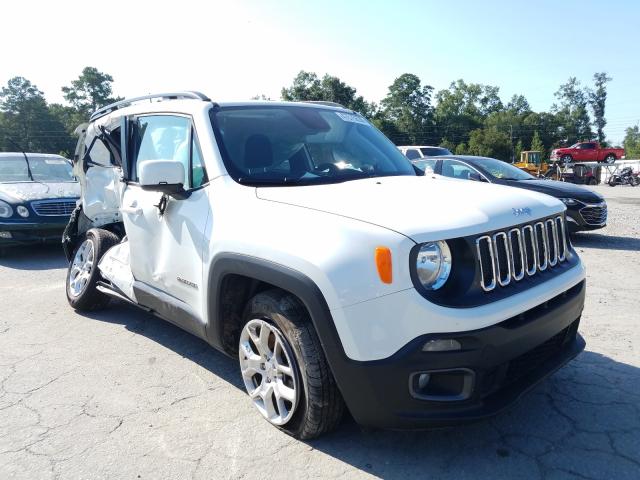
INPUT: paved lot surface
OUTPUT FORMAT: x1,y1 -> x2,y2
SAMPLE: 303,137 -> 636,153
1,185 -> 639,479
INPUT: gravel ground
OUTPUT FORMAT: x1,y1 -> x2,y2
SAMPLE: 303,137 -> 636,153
0,185 -> 638,480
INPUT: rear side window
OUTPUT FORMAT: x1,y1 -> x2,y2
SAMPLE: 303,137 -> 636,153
131,115 -> 207,188
405,149 -> 421,160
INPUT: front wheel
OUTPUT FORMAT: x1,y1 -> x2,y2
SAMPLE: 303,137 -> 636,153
239,290 -> 344,439
604,154 -> 616,164
608,176 -> 618,187
560,155 -> 572,166
66,228 -> 119,311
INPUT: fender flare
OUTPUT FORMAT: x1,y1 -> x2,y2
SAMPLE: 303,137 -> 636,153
206,253 -> 347,361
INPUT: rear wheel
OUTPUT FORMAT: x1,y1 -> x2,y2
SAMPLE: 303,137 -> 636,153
604,154 -> 616,164
239,289 -> 344,439
66,228 -> 119,311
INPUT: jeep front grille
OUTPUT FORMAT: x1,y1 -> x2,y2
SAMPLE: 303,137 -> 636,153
476,216 -> 568,292
31,199 -> 77,216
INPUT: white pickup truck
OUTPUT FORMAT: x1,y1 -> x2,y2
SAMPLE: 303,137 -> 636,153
63,92 -> 586,439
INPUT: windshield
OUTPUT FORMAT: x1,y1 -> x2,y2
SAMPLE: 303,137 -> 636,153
478,158 -> 536,181
210,105 -> 416,186
0,156 -> 75,183
419,147 -> 452,157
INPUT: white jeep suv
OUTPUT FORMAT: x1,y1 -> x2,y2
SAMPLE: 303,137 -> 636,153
63,92 -> 586,439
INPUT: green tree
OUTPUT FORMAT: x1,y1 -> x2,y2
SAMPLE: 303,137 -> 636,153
552,77 -> 592,145
623,125 -> 640,158
281,70 -> 374,117
380,73 -> 434,144
433,80 -> 504,146
61,66 -> 121,118
530,130 -> 545,159
0,76 -> 73,154
467,127 -> 512,160
514,139 -> 524,162
587,72 -> 612,143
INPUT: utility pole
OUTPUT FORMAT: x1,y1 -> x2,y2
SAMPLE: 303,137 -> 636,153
510,124 -> 514,163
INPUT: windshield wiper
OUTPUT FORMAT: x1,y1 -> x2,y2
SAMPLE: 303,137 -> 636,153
6,138 -> 35,181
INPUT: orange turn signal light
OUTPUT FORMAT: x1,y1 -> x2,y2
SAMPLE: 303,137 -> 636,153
375,247 -> 393,284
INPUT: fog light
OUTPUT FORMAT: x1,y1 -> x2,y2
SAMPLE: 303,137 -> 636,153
417,373 -> 431,390
17,206 -> 29,218
422,339 -> 462,352
410,369 -> 474,401
0,231 -> 12,239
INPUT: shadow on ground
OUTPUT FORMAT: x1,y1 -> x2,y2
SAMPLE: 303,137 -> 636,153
0,243 -> 68,270
84,303 -> 640,479
572,232 -> 640,252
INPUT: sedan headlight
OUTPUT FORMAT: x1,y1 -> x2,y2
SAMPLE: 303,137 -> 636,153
0,200 -> 13,218
415,241 -> 452,290
559,197 -> 578,206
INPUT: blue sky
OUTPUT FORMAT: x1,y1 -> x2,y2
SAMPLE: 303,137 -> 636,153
2,0 -> 638,143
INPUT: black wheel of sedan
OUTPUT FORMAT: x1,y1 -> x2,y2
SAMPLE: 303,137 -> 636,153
239,289 -> 344,439
560,155 -> 572,166
66,228 -> 119,311
604,154 -> 616,164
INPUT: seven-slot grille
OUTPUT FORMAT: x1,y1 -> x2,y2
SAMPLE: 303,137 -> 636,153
475,216 -> 568,292
579,203 -> 607,225
31,199 -> 77,216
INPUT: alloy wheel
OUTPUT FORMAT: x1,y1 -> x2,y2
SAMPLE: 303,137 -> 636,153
239,319 -> 299,425
68,239 -> 94,297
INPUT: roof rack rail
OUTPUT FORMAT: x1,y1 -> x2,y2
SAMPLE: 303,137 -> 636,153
303,100 -> 346,108
90,91 -> 211,121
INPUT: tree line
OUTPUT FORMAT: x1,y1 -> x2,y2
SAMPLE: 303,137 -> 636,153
1,67 -> 639,161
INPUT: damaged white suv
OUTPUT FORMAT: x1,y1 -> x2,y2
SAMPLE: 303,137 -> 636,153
64,92 -> 586,439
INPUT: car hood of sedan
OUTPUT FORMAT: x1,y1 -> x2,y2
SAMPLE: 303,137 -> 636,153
257,175 -> 565,243
0,182 -> 80,203
500,179 -> 604,203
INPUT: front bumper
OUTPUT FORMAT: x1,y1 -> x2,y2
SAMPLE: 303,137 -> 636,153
0,220 -> 67,247
330,280 -> 585,429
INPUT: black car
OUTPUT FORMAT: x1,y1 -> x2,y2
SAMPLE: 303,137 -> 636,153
423,155 -> 606,233
0,153 -> 80,248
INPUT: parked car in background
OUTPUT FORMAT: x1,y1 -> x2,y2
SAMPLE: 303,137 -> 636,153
551,142 -> 625,164
398,145 -> 452,161
421,155 -> 607,233
0,153 -> 79,248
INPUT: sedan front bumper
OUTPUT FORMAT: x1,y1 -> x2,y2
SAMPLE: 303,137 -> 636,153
0,220 -> 68,247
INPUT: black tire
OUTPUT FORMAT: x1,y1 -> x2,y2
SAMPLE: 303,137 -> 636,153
588,177 -> 598,186
241,289 -> 344,439
608,177 -> 617,187
66,228 -> 119,311
560,155 -> 572,166
604,154 -> 616,164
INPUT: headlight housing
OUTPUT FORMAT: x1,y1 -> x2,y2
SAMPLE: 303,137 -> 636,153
0,200 -> 13,218
414,241 -> 452,290
559,197 -> 578,206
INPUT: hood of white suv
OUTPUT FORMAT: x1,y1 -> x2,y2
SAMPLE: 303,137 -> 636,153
257,176 -> 565,243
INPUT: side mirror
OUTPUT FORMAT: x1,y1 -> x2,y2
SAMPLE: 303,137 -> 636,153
139,160 -> 188,198
468,172 -> 487,182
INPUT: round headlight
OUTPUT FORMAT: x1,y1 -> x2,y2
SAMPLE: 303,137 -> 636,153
415,241 -> 452,290
17,205 -> 29,217
0,200 -> 13,218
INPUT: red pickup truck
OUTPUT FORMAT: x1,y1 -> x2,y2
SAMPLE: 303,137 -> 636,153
551,142 -> 625,164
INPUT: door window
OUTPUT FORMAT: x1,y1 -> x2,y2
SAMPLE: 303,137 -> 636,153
441,160 -> 482,180
131,115 -> 207,188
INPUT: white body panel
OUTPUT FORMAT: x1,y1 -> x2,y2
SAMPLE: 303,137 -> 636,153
79,99 -> 586,363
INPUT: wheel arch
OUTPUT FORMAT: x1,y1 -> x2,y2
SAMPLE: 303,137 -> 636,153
206,253 -> 346,361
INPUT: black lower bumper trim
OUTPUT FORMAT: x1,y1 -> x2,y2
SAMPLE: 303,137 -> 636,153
329,280 -> 586,429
